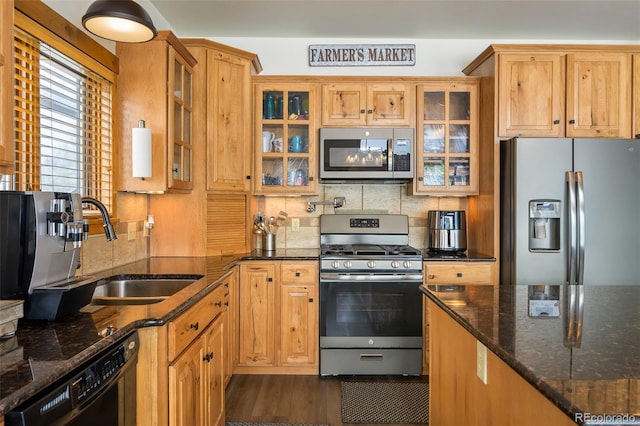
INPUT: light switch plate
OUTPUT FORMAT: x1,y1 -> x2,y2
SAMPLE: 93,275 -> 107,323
477,340 -> 488,384
128,222 -> 136,241
291,218 -> 300,232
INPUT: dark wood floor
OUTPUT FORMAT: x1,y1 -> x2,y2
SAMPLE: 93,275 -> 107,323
224,374 -> 428,426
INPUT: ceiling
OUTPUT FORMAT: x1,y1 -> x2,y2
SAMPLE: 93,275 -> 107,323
147,0 -> 640,41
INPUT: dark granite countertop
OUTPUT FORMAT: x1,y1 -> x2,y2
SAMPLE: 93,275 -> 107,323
0,247 -> 493,416
421,284 -> 640,425
421,250 -> 495,261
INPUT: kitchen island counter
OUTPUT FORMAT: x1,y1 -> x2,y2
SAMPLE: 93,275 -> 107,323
422,284 -> 640,425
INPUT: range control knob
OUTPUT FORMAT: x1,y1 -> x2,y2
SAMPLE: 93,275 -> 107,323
391,260 -> 401,269
331,260 -> 340,269
367,260 -> 376,268
344,260 -> 353,269
403,260 -> 413,269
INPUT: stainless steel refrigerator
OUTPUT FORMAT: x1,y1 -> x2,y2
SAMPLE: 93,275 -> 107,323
500,137 -> 640,285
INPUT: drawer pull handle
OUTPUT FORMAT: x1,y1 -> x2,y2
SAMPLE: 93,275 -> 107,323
190,322 -> 199,331
428,274 -> 436,279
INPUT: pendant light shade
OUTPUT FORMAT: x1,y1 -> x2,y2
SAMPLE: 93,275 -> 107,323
82,0 -> 158,43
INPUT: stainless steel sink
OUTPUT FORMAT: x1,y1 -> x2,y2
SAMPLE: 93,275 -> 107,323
91,275 -> 203,305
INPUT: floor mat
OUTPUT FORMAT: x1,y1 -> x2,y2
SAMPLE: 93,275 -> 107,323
226,424 -> 329,426
340,380 -> 429,424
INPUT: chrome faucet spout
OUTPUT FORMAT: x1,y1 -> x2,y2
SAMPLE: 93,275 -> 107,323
82,197 -> 117,241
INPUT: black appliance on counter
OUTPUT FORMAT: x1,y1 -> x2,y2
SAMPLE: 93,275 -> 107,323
5,330 -> 139,426
0,191 -> 98,320
319,213 -> 424,376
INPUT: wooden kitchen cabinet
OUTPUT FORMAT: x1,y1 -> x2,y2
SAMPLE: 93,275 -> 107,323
136,279 -> 229,426
425,261 -> 496,285
411,80 -> 479,195
498,52 -> 566,137
566,52 -> 631,138
321,82 -> 415,126
117,31 -> 197,193
237,261 -> 318,374
253,83 -> 318,195
490,48 -> 633,138
631,54 -> 640,138
279,263 -> 318,366
422,261 -> 496,373
182,39 -> 260,193
0,0 -> 13,173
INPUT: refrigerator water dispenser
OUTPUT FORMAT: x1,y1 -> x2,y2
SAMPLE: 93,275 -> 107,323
528,200 -> 560,252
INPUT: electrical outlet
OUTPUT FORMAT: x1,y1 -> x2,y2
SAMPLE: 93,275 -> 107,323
128,222 -> 136,241
291,218 -> 300,232
477,340 -> 488,384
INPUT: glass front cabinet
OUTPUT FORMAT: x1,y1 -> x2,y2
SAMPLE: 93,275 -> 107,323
254,84 -> 318,194
412,81 -> 479,195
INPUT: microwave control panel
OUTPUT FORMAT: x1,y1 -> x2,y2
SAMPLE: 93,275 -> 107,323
393,139 -> 411,171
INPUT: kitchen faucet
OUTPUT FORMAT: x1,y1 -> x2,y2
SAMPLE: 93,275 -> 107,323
82,197 -> 117,241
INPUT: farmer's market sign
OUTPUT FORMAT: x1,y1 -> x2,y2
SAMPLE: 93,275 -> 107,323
309,44 -> 415,66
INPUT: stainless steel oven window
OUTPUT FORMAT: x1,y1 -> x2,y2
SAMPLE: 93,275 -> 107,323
320,281 -> 422,338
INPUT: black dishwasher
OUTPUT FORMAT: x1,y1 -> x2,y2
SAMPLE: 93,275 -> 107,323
6,331 -> 138,426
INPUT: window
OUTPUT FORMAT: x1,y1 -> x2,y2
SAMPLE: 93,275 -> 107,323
11,14 -> 115,213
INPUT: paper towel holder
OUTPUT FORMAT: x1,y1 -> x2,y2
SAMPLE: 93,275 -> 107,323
132,120 -> 152,179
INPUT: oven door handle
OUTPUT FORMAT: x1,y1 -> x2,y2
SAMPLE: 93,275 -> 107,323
320,273 -> 424,282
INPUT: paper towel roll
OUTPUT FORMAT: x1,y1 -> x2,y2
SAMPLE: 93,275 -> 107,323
132,122 -> 152,178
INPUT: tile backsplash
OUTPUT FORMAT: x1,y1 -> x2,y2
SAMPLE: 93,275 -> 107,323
256,183 -> 467,250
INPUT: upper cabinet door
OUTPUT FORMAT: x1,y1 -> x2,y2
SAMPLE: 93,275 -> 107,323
366,83 -> 414,126
206,50 -> 253,192
566,52 -> 632,138
321,83 -> 414,126
322,83 -> 368,125
634,54 -> 640,139
498,53 -> 565,138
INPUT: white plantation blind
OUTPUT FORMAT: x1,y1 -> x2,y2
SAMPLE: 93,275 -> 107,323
12,20 -> 115,213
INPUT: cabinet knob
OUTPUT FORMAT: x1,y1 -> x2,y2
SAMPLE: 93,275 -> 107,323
308,176 -> 314,182
267,277 -> 273,282
428,274 -> 436,279
367,109 -> 373,114
224,301 -> 229,306
190,322 -> 199,331
308,298 -> 314,303
457,272 -> 463,277
418,177 -> 424,182
246,175 -> 251,180
569,119 -> 576,124
172,168 -> 179,173
553,119 -> 560,124
215,301 -> 222,307
360,109 -> 366,114
295,271 -> 301,277
203,352 -> 214,362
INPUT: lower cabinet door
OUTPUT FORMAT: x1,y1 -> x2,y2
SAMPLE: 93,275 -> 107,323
169,338 -> 204,426
204,316 -> 225,426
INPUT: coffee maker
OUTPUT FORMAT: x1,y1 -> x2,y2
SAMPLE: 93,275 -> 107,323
427,210 -> 467,253
0,191 -> 99,320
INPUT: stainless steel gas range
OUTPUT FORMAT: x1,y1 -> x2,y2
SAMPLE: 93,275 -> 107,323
319,213 -> 424,376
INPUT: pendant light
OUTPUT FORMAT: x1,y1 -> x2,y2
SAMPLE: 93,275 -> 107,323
82,0 -> 158,43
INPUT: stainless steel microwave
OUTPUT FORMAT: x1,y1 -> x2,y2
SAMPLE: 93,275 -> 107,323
319,127 -> 414,180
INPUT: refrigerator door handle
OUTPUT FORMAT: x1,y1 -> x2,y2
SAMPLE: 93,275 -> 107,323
576,171 -> 585,285
566,171 -> 577,285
